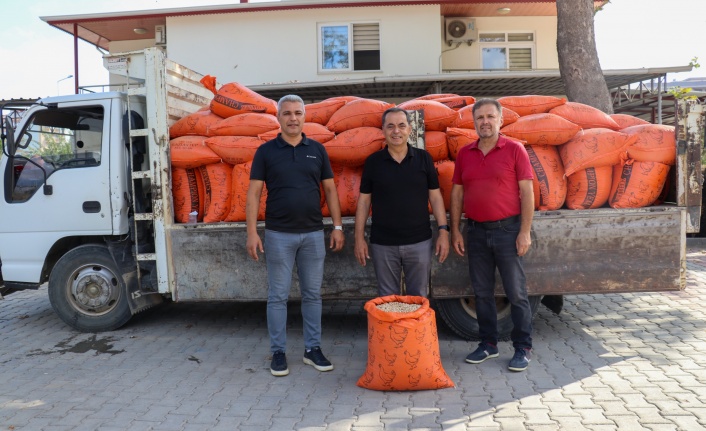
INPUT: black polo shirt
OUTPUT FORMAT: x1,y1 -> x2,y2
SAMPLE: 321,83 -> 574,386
360,145 -> 440,245
251,133 -> 334,233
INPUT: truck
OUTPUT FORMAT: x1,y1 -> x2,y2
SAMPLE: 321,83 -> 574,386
1,48 -> 704,339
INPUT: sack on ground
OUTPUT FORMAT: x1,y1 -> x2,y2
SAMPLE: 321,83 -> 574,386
357,295 -> 454,391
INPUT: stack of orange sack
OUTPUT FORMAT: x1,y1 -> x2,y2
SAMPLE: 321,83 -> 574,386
169,76 -> 676,224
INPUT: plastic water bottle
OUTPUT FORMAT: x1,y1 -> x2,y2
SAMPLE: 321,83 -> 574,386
188,211 -> 198,224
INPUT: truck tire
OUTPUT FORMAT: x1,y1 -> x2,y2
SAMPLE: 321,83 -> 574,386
48,245 -> 132,332
436,295 -> 542,341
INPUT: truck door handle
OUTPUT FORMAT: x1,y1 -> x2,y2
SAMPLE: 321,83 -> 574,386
83,201 -> 101,213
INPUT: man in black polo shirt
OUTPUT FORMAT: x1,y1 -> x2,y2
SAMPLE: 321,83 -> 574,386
246,94 -> 345,377
354,107 -> 449,297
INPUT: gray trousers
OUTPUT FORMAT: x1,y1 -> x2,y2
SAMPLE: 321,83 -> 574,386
370,238 -> 433,297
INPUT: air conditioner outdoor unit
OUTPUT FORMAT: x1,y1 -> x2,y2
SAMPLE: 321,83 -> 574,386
444,18 -> 477,46
155,25 -> 166,45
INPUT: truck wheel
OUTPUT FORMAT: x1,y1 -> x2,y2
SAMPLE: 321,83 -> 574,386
49,245 -> 132,332
436,295 -> 542,341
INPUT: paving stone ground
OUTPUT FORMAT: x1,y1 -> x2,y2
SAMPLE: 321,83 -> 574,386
1,246 -> 705,430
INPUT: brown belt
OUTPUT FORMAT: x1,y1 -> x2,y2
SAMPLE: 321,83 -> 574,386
469,215 -> 521,230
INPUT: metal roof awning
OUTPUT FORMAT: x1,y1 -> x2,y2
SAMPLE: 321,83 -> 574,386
248,66 -> 693,102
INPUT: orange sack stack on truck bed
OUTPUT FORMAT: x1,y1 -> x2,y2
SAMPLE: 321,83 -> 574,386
357,295 -> 454,391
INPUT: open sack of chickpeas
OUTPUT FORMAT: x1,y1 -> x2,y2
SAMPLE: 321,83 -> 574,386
357,295 -> 455,391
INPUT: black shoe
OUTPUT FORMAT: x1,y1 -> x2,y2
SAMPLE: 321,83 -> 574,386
303,347 -> 334,372
508,347 -> 532,372
465,342 -> 499,364
270,350 -> 289,376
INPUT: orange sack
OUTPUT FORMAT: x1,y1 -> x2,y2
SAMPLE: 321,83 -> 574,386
199,162 -> 233,223
333,164 -> 363,217
326,99 -> 395,133
259,122 -> 335,143
357,295 -> 454,391
453,105 -> 520,129
397,100 -> 459,132
446,128 -> 479,160
565,166 -> 613,210
611,114 -> 650,129
207,113 -> 280,137
549,102 -> 620,130
497,95 -> 566,117
205,136 -> 264,165
324,127 -> 385,167
501,113 -> 581,146
526,145 -> 567,211
172,167 -> 205,223
170,136 -> 222,169
559,128 -> 637,177
432,95 -> 476,111
200,75 -> 277,118
435,160 -> 455,211
305,98 -> 347,125
425,131 -> 449,162
224,161 -> 267,222
623,124 -> 676,165
169,110 -> 223,139
609,160 -> 670,209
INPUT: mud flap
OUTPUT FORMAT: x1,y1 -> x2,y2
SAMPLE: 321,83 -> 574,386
106,238 -> 163,315
123,269 -> 163,314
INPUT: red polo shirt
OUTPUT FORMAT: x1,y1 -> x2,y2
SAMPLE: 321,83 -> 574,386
452,135 -> 533,222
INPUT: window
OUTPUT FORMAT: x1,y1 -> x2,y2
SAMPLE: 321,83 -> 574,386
479,32 -> 534,70
10,106 -> 103,202
319,22 -> 380,72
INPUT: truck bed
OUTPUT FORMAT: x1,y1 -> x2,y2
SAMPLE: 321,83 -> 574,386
167,204 -> 685,301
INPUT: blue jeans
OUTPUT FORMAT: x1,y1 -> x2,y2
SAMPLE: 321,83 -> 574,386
466,221 -> 532,349
264,229 -> 326,353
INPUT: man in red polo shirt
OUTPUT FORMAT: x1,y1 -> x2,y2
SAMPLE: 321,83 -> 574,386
449,98 -> 535,372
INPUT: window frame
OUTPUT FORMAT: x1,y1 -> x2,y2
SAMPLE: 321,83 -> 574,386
478,31 -> 536,71
317,21 -> 381,74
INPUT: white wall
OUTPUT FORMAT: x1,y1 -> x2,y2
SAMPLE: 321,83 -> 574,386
165,5 -> 442,86
441,16 -> 558,71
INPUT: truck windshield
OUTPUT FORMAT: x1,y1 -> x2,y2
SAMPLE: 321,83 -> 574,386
10,106 -> 104,202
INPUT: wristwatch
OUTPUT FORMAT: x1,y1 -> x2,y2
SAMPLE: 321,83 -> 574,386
437,224 -> 450,231
334,225 -> 343,231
